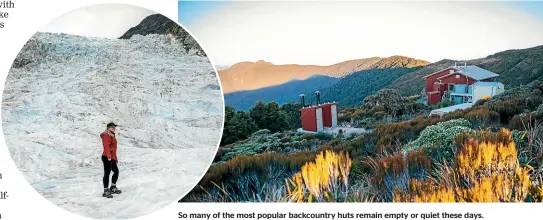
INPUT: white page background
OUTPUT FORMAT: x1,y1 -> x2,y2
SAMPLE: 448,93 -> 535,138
1,1 -> 542,220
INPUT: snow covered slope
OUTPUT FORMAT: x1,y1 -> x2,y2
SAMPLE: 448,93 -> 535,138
2,32 -> 223,219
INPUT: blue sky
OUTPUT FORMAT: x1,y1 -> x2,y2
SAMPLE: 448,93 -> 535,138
178,1 -> 226,26
179,1 -> 543,25
178,1 -> 543,66
510,1 -> 543,20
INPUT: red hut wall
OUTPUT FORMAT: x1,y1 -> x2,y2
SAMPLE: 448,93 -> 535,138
439,74 -> 476,92
321,104 -> 332,127
425,68 -> 454,93
427,91 -> 442,105
301,108 -> 317,132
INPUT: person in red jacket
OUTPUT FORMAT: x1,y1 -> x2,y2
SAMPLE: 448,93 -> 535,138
101,122 -> 121,198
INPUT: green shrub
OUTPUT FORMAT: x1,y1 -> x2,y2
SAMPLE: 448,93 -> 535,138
280,136 -> 292,143
252,129 -> 272,137
438,99 -> 453,108
221,142 -> 266,161
218,130 -> 336,162
464,107 -> 499,127
315,132 -> 334,141
443,110 -> 465,121
373,111 -> 387,119
374,116 -> 443,149
509,114 -> 533,130
357,117 -> 378,127
404,119 -> 473,163
484,86 -> 543,124
367,106 -> 387,116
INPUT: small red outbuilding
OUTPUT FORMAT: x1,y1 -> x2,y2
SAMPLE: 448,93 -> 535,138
300,102 -> 338,132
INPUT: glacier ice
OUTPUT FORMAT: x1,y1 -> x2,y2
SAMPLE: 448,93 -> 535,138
2,32 -> 223,219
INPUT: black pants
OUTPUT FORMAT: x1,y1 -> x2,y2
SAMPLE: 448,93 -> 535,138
101,155 -> 119,188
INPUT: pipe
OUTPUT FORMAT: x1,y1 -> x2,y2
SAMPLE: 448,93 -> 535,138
315,91 -> 321,105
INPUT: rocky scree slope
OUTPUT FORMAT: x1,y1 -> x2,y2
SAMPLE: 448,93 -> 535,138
120,14 -> 206,56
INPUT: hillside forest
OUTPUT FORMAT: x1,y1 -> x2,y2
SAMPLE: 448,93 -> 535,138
181,46 -> 543,203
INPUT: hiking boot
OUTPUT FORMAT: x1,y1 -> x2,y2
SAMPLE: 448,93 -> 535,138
103,189 -> 113,198
110,185 -> 122,194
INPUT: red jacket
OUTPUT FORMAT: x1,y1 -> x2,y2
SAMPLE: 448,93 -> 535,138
101,132 -> 118,161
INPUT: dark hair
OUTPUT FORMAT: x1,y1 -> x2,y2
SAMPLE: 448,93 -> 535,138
107,122 -> 117,128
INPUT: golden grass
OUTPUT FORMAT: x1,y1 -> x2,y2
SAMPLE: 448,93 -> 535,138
286,150 -> 352,202
394,129 -> 533,202
393,179 -> 456,202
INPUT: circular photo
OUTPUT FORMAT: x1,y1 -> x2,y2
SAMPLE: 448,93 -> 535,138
2,4 -> 223,219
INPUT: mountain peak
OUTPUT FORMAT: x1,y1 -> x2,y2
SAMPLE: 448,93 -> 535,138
371,56 -> 430,69
255,60 -> 273,65
119,14 -> 206,56
219,56 -> 429,93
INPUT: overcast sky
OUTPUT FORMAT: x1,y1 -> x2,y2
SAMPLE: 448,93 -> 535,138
178,1 -> 543,66
41,4 -> 153,38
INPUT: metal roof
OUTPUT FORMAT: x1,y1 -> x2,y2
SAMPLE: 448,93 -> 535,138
455,66 -> 499,80
432,65 -> 499,81
422,67 -> 455,79
429,103 -> 474,116
300,102 -> 339,110
473,81 -> 504,87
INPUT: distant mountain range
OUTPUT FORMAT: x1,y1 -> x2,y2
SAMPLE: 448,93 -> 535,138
225,75 -> 341,111
224,56 -> 429,110
219,57 -> 429,94
223,45 -> 543,110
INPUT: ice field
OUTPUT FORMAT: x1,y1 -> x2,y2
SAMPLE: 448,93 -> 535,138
2,32 -> 223,219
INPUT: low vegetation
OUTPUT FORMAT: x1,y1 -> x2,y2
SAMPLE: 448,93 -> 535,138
393,129 -> 535,202
286,150 -> 352,202
339,89 -> 427,128
215,130 -> 335,163
221,102 -> 301,145
182,83 -> 543,203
